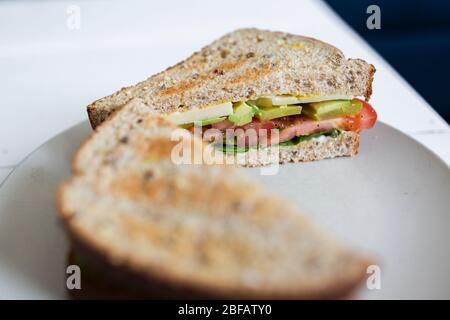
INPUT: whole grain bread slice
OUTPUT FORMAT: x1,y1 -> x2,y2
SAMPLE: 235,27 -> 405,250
59,99 -> 372,299
87,28 -> 375,128
228,131 -> 359,167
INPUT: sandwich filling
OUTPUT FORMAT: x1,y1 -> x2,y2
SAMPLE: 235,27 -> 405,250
168,95 -> 377,153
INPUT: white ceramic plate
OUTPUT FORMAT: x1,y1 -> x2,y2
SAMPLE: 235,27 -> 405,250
0,121 -> 449,299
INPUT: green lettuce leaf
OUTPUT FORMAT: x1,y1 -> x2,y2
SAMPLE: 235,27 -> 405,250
278,128 -> 341,147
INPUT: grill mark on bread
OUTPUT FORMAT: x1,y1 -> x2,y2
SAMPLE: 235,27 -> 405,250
227,63 -> 272,85
157,78 -> 201,96
156,60 -> 247,97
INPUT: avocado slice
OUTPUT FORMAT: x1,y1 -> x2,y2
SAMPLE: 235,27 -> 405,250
302,100 -> 362,120
255,105 -> 302,121
228,102 -> 254,126
245,101 -> 263,118
195,116 -> 226,126
254,97 -> 274,108
180,116 -> 226,129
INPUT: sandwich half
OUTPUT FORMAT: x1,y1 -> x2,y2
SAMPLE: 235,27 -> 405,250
87,28 -> 376,166
59,99 -> 372,299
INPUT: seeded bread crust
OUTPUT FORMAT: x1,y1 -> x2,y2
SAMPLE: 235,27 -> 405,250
87,28 -> 375,128
225,131 -> 359,167
59,99 -> 372,299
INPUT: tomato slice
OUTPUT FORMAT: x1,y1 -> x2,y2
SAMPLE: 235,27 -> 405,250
238,120 -> 275,146
242,120 -> 274,132
355,99 -> 377,129
339,99 -> 377,132
338,115 -> 360,132
276,117 -> 338,143
207,99 -> 377,147
211,119 -> 235,130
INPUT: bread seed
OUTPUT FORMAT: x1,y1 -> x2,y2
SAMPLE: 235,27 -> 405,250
220,49 -> 230,59
143,170 -> 154,181
231,201 -> 244,213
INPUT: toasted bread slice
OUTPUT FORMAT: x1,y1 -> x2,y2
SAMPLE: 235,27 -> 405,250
59,99 -> 371,299
87,28 -> 375,128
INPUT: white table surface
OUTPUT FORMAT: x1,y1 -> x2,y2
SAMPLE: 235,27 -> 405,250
1,0 -> 449,186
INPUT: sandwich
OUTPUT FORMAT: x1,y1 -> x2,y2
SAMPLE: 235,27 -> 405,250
87,28 -> 377,166
58,99 -> 372,299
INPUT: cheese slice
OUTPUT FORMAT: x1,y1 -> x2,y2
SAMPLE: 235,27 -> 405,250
167,102 -> 233,125
258,95 -> 354,106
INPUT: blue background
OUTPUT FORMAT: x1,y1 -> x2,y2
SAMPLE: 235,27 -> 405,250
326,0 -> 450,123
